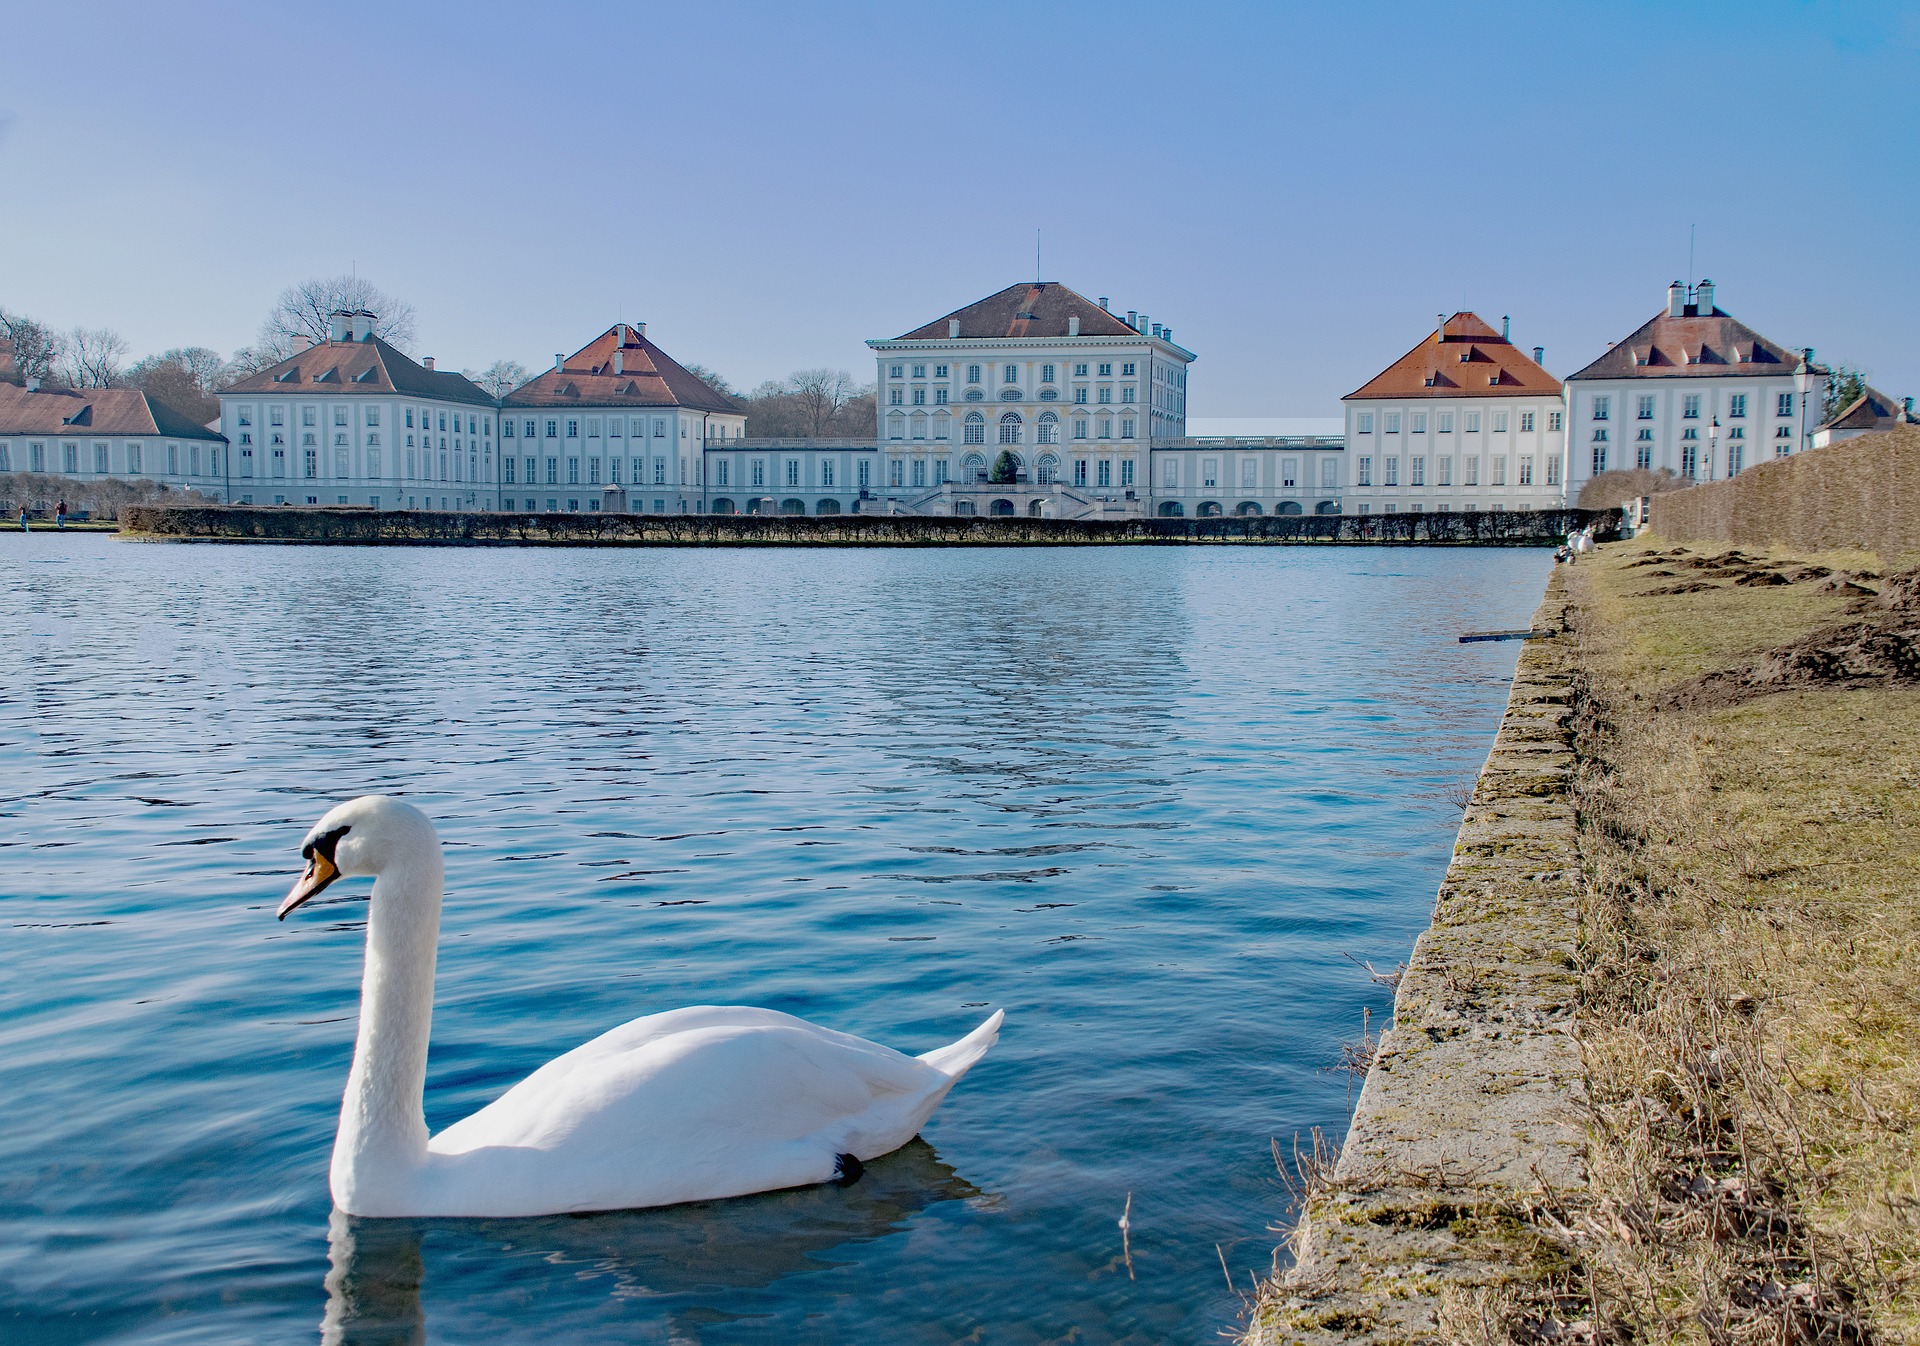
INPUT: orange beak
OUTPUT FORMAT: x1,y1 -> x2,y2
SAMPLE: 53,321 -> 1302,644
278,851 -> 341,919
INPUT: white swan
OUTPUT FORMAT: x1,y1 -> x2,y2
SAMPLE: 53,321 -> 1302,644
276,795 -> 1003,1218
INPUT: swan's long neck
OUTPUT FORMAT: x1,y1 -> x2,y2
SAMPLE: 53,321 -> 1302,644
331,842 -> 443,1209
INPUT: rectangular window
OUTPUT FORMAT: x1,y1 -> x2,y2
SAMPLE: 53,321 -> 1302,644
967,365 -> 981,383
1098,363 -> 1112,377
1436,455 -> 1452,486
1003,364 -> 1018,384
934,388 -> 948,405
1074,363 -> 1088,377
1074,459 -> 1089,487
1357,455 -> 1372,486
1383,457 -> 1399,486
1241,459 -> 1258,489
1464,455 -> 1480,486
546,458 -> 558,484
1384,413 -> 1401,433
786,460 -> 800,487
1778,393 -> 1795,418
890,389 -> 903,406
1120,460 -> 1135,488
1437,412 -> 1453,433
934,365 -> 947,379
1120,387 -> 1135,404
567,458 -> 579,484
1520,411 -> 1535,432
1320,459 -> 1337,489
1491,456 -> 1507,486
94,443 -> 109,472
1410,412 -> 1427,433
889,364 -> 903,379
1162,459 -> 1179,488
1519,456 -> 1534,485
1729,394 -> 1747,418
911,389 -> 925,405
1638,395 -> 1656,420
1548,412 -> 1563,432
1465,411 -> 1481,433
503,457 -> 516,484
1492,411 -> 1508,433
1073,418 -> 1088,440
888,459 -> 903,488
1120,419 -> 1134,439
588,457 -> 600,484
1682,443 -> 1698,477
1593,396 -> 1610,421
752,460 -> 766,488
911,459 -> 927,488
1122,363 -> 1135,376
821,461 -> 835,488
1281,457 -> 1298,488
1041,364 -> 1055,382
654,459 -> 667,485
566,420 -> 579,438
335,408 -> 349,427
1357,412 -> 1375,434
1097,388 -> 1112,404
1410,456 -> 1425,486
1547,455 -> 1561,485
1683,394 -> 1701,419
857,459 -> 870,489
1097,459 -> 1112,488
1591,445 -> 1607,474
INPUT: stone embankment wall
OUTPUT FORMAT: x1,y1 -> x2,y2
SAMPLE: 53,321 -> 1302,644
1251,577 -> 1584,1342
1648,425 -> 1920,558
120,505 -> 1607,547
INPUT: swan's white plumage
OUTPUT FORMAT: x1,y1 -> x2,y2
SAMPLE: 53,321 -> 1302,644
283,796 -> 1001,1218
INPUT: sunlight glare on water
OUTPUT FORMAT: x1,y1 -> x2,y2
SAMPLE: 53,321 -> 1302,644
0,535 -> 1549,1343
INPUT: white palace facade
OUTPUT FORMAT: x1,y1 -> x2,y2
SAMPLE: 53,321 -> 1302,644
7,275 -> 1871,519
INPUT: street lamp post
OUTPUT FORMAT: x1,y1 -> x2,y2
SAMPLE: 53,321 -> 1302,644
1794,349 -> 1815,456
1706,417 -> 1719,482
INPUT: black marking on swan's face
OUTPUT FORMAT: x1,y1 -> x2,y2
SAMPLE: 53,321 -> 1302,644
280,824 -> 351,920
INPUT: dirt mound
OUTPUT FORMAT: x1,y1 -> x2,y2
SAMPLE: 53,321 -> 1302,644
1664,618 -> 1920,708
1639,581 -> 1720,596
1733,570 -> 1791,587
1876,565 -> 1920,612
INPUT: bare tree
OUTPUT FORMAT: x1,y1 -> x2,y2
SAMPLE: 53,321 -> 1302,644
59,327 -> 130,388
125,347 -> 226,421
0,309 -> 62,385
466,359 -> 530,398
257,275 -> 418,361
787,368 -> 858,435
222,345 -> 282,380
680,363 -> 736,399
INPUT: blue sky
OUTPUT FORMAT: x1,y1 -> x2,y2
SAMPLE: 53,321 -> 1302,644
3,1 -> 1915,413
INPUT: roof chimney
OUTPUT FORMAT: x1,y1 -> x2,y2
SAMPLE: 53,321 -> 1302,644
636,322 -> 645,338
1533,346 -> 1545,365
1138,314 -> 1150,334
1502,315 -> 1510,340
328,309 -> 352,343
1668,281 -> 1687,319
949,318 -> 961,338
614,351 -> 623,374
1098,297 -> 1110,310
1163,327 -> 1172,344
351,310 -> 374,342
1695,278 -> 1715,315
1436,314 -> 1446,343
1068,315 -> 1080,337
1905,397 -> 1915,418
1126,310 -> 1137,328
423,357 -> 434,370
25,375 -> 40,392
555,354 -> 564,372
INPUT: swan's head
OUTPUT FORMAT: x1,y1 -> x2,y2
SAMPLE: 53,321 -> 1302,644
278,796 -> 437,920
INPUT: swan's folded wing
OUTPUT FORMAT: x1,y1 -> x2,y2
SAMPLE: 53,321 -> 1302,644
429,1017 -> 935,1156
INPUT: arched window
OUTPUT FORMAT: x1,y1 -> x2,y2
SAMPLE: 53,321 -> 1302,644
1036,453 -> 1059,485
954,499 -> 977,516
998,412 -> 1022,445
963,412 -> 986,445
1037,411 -> 1059,445
961,452 -> 987,482
1158,501 -> 1185,517
816,498 -> 841,515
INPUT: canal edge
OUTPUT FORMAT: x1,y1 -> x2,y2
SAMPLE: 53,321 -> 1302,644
1248,570 -> 1585,1343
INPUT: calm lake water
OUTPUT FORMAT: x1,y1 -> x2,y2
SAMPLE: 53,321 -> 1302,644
0,535 -> 1549,1344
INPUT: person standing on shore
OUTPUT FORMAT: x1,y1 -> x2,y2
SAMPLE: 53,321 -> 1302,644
18,504 -> 29,533
55,499 -> 67,529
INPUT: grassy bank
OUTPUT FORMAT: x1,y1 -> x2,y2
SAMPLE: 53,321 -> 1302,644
1249,535 -> 1920,1342
1546,537 -> 1920,1342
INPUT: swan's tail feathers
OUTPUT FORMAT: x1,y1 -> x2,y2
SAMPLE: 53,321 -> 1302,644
917,1009 -> 1004,1081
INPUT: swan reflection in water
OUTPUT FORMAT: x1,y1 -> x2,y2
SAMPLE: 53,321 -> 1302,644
321,1138 -> 985,1344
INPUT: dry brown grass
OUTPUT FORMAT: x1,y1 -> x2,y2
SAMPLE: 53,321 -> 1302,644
1539,539 -> 1920,1343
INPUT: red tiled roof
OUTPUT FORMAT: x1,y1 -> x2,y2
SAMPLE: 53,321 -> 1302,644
219,335 -> 494,405
0,381 -> 225,439
504,326 -> 742,413
1345,313 -> 1562,400
892,282 -> 1145,341
1567,306 -> 1811,381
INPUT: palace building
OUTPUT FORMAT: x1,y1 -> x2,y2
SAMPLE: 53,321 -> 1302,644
1562,281 -> 1829,502
0,379 -> 227,491
499,323 -> 745,516
1342,313 -> 1567,515
216,310 -> 496,509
